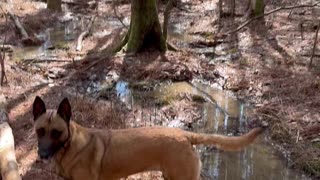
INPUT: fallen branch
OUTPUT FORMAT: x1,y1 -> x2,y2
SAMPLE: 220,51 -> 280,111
6,9 -> 28,39
0,95 -> 21,180
6,8 -> 40,46
309,20 -> 320,67
23,57 -> 72,63
226,2 -> 320,35
62,0 -> 91,6
76,15 -> 97,51
167,42 -> 179,52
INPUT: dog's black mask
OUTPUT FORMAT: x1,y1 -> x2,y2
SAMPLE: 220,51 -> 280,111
37,136 -> 66,159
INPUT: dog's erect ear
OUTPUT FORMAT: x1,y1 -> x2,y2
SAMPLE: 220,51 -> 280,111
57,98 -> 72,124
33,96 -> 46,121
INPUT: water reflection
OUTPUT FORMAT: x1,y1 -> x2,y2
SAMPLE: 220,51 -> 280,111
150,81 -> 309,180
115,80 -> 133,110
186,82 -> 309,180
109,80 -> 310,180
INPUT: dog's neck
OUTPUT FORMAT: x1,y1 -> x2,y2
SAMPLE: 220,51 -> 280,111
53,121 -> 91,178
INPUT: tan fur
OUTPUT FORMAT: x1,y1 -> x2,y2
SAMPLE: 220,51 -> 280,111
35,110 -> 264,180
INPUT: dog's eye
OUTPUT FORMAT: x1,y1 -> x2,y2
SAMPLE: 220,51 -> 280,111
51,129 -> 62,139
36,128 -> 45,137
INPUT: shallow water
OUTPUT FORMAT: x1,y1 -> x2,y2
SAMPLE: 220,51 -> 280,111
13,28 -> 71,61
115,81 -> 310,180
12,10 -> 310,179
187,82 -> 309,180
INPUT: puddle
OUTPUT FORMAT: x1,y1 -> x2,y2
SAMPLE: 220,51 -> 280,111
12,13 -> 128,62
12,13 -> 87,62
111,80 -> 310,180
13,26 -> 73,62
115,80 -> 133,110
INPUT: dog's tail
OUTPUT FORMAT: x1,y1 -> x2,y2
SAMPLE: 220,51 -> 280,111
185,127 -> 265,151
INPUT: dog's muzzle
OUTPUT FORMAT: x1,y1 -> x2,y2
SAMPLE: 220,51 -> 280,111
38,149 -> 51,160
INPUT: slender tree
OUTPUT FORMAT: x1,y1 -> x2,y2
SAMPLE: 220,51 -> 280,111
248,0 -> 265,17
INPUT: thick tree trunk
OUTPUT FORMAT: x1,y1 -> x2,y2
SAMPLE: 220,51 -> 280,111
47,0 -> 62,11
118,0 -> 166,54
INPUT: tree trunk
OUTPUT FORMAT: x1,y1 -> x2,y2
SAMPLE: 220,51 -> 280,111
118,0 -> 166,54
248,0 -> 265,17
227,0 -> 235,17
47,0 -> 62,11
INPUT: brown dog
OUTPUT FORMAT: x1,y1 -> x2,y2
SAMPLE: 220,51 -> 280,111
32,96 -> 264,180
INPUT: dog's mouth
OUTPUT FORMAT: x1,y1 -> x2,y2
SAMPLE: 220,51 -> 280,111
37,153 -> 52,164
37,157 -> 51,164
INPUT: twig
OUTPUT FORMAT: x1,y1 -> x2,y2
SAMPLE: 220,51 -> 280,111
309,20 -> 320,67
76,15 -> 97,51
112,0 -> 128,29
167,42 -> 179,52
22,57 -> 72,64
226,2 -> 320,35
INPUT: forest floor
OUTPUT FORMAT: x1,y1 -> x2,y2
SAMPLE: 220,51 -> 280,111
0,0 -> 319,179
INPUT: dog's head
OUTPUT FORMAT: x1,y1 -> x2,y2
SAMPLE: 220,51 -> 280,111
32,96 -> 72,160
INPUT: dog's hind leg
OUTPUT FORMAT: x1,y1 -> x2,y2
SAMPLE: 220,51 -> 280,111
163,149 -> 201,180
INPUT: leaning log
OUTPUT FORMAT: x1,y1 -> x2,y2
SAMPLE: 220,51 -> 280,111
7,9 -> 40,46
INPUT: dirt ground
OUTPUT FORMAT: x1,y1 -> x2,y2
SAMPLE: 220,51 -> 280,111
0,0 -> 319,179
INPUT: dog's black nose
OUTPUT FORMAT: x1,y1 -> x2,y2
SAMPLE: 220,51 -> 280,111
39,151 -> 50,159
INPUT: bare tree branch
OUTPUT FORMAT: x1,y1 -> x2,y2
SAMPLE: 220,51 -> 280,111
309,20 -> 320,67
226,2 -> 320,35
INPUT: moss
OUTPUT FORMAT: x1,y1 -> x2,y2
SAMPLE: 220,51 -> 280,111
270,123 -> 292,144
155,95 -> 176,106
54,42 -> 70,50
121,0 -> 167,53
47,0 -> 62,11
227,48 -> 237,54
191,95 -> 206,103
301,160 -> 320,177
239,58 -> 249,66
155,99 -> 171,106
129,81 -> 155,91
254,0 -> 264,16
312,142 -> 320,149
